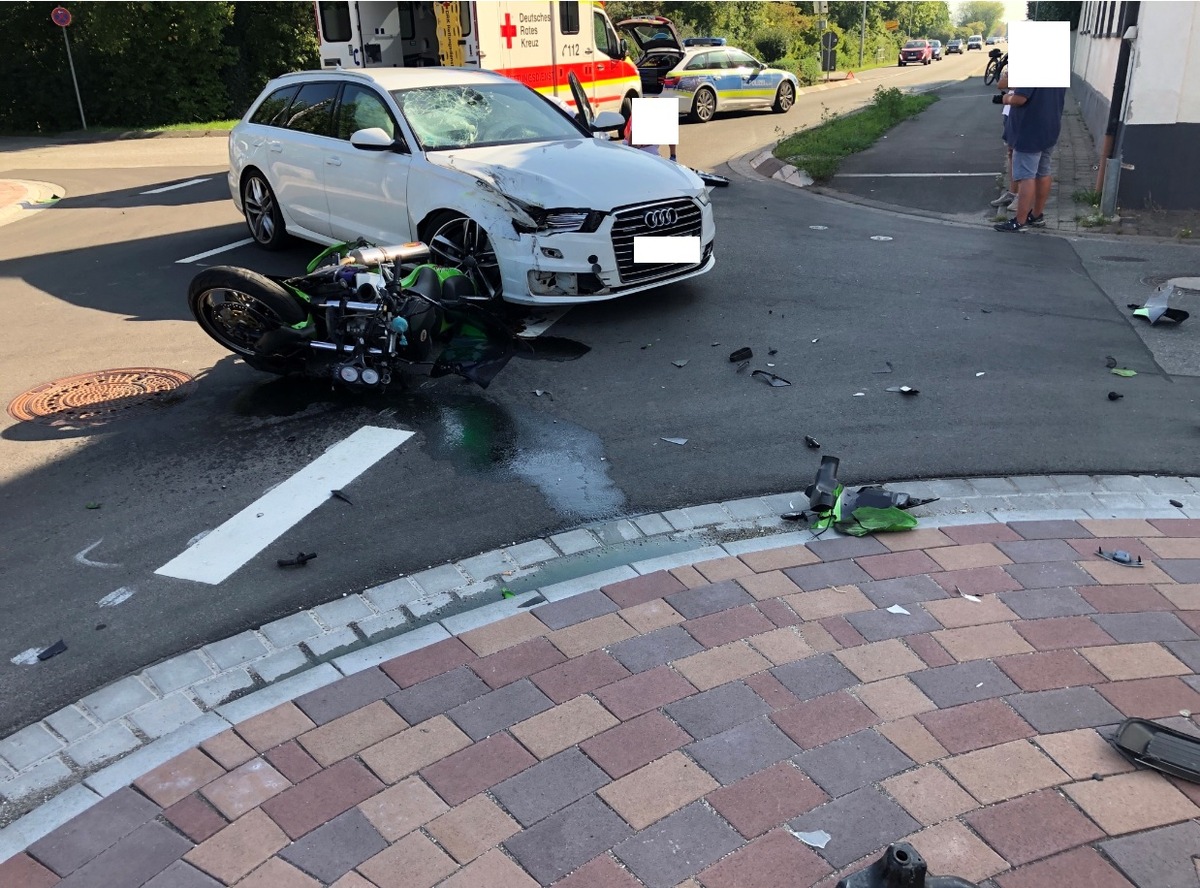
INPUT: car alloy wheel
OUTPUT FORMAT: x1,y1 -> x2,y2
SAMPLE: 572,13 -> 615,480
427,214 -> 503,302
773,82 -> 795,113
241,173 -> 287,251
692,88 -> 716,123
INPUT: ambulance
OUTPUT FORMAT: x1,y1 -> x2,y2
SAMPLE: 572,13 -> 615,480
314,1 -> 643,118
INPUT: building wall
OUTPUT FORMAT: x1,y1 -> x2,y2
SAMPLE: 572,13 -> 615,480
1071,1 -> 1124,156
1125,1 -> 1200,125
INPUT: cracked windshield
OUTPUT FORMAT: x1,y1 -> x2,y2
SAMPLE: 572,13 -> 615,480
1,0 -> 1198,886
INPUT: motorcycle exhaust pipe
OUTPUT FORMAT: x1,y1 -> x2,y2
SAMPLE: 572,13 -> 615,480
346,242 -> 431,267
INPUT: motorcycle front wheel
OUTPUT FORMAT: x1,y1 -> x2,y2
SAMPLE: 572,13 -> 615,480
188,267 -> 308,367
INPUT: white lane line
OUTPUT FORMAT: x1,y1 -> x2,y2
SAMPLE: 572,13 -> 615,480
98,587 -> 135,607
141,178 -> 212,195
175,238 -> 255,264
833,172 -> 1001,178
75,539 -> 121,568
519,308 -> 570,339
155,426 -> 415,585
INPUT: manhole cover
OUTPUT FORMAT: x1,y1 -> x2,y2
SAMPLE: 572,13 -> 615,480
1099,255 -> 1147,263
8,368 -> 196,427
1142,274 -> 1200,291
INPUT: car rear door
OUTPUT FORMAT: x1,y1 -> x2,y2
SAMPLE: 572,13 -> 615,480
271,80 -> 340,237
323,83 -> 413,245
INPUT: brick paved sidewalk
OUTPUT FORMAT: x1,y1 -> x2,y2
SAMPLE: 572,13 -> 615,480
4,517 -> 1200,888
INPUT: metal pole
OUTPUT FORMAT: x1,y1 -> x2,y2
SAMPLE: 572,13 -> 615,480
859,0 -> 866,66
61,26 -> 86,130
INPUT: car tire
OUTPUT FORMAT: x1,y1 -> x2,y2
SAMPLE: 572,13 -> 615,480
924,57 -> 931,65
899,61 -> 906,67
241,171 -> 288,251
689,87 -> 716,123
424,211 -> 504,303
772,81 -> 795,113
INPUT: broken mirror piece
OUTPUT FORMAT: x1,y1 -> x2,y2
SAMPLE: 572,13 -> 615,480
752,370 -> 791,387
661,437 -> 688,445
729,347 -> 753,363
837,842 -> 980,888
37,640 -> 68,661
885,386 -> 919,395
672,359 -> 689,368
791,829 -> 832,849
1097,547 -> 1143,567
1111,367 -> 1137,377
1111,717 -> 1200,784
805,435 -> 821,449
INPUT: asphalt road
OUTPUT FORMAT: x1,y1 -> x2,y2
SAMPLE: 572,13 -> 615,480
1,55 -> 1197,734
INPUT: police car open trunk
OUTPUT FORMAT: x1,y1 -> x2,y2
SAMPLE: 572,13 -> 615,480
615,16 -> 684,95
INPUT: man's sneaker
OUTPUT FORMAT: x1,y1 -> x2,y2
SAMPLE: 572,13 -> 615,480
994,217 -> 1027,232
991,191 -> 1017,207
1027,213 -> 1046,228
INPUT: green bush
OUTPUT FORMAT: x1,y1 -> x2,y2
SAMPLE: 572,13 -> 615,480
872,86 -> 906,122
753,32 -> 790,64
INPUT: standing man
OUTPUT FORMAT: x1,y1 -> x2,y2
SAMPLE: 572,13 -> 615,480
993,83 -> 1067,231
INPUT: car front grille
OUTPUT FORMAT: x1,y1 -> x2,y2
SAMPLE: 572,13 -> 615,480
611,198 -> 705,284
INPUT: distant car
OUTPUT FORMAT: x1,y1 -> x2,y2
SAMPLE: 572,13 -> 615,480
946,38 -> 964,54
986,37 -> 998,45
930,40 -> 944,60
899,39 -> 933,66
968,35 -> 984,50
616,17 -> 799,123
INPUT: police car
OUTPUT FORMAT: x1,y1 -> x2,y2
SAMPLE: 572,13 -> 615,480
616,17 -> 798,123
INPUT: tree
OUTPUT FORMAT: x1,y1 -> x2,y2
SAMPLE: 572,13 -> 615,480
1027,1 -> 1083,28
222,2 -> 320,117
957,1 -> 1005,34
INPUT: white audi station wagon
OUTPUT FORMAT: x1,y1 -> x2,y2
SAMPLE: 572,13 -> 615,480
228,67 -> 716,306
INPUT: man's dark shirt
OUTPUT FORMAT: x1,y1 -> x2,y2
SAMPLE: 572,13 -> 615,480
1010,87 -> 1067,153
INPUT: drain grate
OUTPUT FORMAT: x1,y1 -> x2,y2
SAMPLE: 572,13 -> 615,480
1140,274 -> 1200,291
8,368 -> 196,427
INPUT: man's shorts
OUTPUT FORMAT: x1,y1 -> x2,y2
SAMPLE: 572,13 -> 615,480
1012,148 -> 1054,180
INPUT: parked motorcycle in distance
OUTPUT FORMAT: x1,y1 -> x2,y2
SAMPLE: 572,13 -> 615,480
187,240 -> 587,390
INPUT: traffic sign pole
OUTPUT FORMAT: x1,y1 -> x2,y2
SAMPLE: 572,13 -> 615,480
52,7 -> 87,130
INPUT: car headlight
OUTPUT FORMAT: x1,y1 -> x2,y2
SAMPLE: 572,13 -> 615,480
513,208 -> 606,235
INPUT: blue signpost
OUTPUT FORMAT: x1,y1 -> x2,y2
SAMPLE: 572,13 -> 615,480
52,6 -> 87,130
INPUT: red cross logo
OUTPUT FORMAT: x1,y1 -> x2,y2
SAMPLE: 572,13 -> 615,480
501,13 -> 517,48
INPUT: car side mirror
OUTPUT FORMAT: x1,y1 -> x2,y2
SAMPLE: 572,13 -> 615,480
591,110 -> 626,133
350,127 -> 398,151
620,38 -> 629,57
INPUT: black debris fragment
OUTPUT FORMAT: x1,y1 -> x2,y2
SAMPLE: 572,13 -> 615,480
37,640 -> 67,661
672,359 -> 689,368
781,511 -> 808,522
886,386 -> 919,395
85,503 -> 101,510
729,347 -> 753,362
873,362 -> 894,374
330,489 -> 353,505
768,348 -> 778,356
1105,355 -> 1118,368
1108,391 -> 1124,401
1171,499 -> 1185,508
95,624 -> 107,631
752,370 -> 791,387
805,435 -> 821,449
278,552 -> 318,568
981,309 -> 992,313
518,595 -> 547,608
533,389 -> 554,400
736,361 -> 751,373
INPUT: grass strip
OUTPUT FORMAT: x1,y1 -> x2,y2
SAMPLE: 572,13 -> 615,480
774,87 -> 939,182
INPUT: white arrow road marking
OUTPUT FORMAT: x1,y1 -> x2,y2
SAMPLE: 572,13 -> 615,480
10,648 -> 42,666
176,238 -> 255,264
141,177 -> 212,194
75,539 -> 121,569
155,426 -> 414,585
98,587 -> 136,607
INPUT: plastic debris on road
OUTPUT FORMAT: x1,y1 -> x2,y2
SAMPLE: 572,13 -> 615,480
661,437 -> 688,445
729,347 -> 753,362
37,640 -> 68,661
1097,547 -> 1143,567
805,435 -> 821,449
1111,367 -> 1138,377
887,604 -> 911,615
752,370 -> 792,387
790,828 -> 832,849
886,386 -> 919,395
673,359 -> 689,368
1129,284 -> 1190,325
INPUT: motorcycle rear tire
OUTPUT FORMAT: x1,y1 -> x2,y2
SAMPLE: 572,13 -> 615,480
188,266 -> 308,373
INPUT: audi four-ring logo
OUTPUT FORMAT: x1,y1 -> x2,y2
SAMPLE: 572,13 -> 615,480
643,208 -> 678,229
